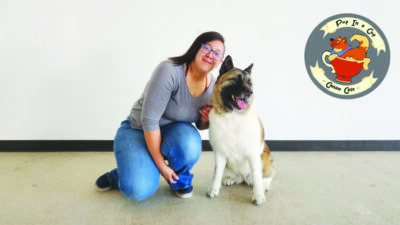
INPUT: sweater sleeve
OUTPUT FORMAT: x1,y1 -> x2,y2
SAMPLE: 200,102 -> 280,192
140,61 -> 177,132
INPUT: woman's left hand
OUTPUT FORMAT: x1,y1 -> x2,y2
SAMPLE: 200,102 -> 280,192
199,103 -> 212,122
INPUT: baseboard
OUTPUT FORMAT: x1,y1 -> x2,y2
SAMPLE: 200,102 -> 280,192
0,140 -> 113,152
265,140 -> 400,151
0,140 -> 399,152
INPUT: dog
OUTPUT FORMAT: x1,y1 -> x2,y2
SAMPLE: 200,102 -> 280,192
207,55 -> 276,205
328,34 -> 371,70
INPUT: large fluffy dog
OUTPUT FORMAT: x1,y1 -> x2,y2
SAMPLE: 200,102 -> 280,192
207,55 -> 276,205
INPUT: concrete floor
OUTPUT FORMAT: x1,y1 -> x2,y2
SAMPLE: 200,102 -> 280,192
0,151 -> 399,225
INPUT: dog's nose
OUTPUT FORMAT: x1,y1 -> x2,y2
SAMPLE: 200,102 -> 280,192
245,89 -> 253,97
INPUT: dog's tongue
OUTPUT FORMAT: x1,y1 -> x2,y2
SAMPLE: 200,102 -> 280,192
236,98 -> 247,110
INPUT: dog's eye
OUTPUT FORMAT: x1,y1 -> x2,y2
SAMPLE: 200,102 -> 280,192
247,80 -> 252,86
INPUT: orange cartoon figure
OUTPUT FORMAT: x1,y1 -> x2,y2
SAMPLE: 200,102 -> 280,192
323,34 -> 371,83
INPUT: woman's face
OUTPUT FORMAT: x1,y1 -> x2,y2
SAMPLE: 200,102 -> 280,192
193,40 -> 225,73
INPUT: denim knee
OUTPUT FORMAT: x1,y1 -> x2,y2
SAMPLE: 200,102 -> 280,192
176,135 -> 202,166
161,122 -> 202,169
119,179 -> 158,202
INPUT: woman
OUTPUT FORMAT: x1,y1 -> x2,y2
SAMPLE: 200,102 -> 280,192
95,31 -> 225,201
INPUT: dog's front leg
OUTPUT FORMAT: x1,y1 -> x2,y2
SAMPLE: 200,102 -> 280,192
248,155 -> 265,205
207,153 -> 226,198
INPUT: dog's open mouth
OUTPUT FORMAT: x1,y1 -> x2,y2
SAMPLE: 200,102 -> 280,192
232,95 -> 247,110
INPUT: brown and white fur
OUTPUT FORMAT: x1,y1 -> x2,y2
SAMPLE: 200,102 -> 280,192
207,55 -> 276,205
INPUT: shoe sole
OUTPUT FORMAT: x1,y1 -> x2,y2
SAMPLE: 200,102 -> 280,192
94,182 -> 112,192
175,191 -> 193,199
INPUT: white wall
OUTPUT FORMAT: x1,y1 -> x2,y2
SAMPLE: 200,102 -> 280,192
1,0 -> 399,140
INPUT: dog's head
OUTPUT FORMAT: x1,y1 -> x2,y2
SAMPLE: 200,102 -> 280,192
330,36 -> 348,51
212,55 -> 254,114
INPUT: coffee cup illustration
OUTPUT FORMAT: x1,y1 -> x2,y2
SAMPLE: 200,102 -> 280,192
322,52 -> 365,83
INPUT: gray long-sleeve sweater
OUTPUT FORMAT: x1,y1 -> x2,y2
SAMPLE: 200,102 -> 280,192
129,60 -> 216,132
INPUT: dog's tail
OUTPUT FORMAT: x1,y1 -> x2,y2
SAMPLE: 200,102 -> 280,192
350,34 -> 369,51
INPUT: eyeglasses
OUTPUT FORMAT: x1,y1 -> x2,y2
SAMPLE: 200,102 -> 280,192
200,43 -> 224,61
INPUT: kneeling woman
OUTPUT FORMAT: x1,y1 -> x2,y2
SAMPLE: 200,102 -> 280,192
95,31 -> 225,201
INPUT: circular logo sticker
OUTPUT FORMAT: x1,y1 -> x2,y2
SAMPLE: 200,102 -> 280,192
305,13 -> 390,99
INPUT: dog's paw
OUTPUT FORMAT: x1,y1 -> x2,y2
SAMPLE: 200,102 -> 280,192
252,193 -> 266,205
207,189 -> 219,198
222,177 -> 235,186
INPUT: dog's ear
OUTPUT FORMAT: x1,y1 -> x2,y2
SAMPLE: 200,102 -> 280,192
244,63 -> 253,74
219,55 -> 234,75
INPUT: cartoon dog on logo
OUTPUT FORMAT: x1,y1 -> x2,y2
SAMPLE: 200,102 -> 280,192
323,34 -> 371,83
328,34 -> 371,70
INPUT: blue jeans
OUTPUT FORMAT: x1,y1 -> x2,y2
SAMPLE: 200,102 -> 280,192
108,118 -> 202,201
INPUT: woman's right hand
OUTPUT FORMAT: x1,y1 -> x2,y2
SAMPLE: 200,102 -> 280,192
144,130 -> 179,184
160,164 -> 179,184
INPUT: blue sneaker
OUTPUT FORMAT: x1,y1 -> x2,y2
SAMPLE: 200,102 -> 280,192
175,186 -> 193,199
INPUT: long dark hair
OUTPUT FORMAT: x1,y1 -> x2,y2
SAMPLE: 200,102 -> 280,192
169,31 -> 225,70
